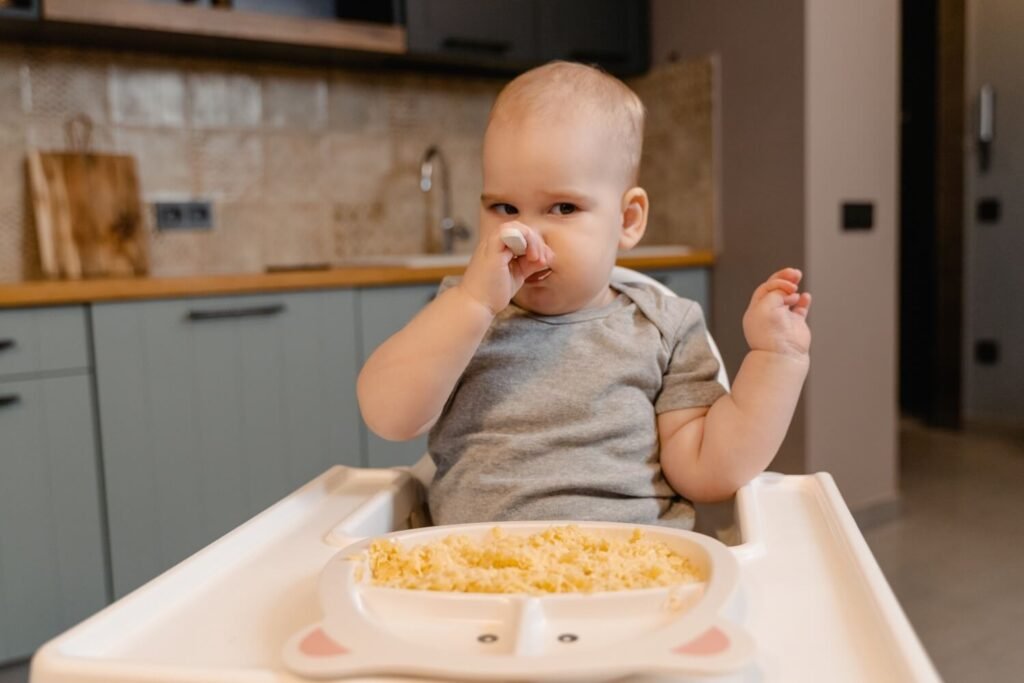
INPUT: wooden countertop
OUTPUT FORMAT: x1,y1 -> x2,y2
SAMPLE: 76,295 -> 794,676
0,250 -> 713,309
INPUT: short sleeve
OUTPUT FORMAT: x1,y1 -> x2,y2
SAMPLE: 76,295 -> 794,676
654,302 -> 728,413
437,275 -> 461,296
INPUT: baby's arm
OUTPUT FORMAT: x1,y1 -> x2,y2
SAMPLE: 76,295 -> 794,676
357,222 -> 552,441
658,268 -> 812,502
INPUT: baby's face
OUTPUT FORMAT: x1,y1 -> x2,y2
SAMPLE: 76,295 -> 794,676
481,116 -> 630,315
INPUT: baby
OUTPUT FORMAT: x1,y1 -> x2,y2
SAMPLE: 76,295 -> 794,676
358,62 -> 811,529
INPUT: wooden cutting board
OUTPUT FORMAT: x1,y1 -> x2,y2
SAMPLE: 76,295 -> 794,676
27,150 -> 148,279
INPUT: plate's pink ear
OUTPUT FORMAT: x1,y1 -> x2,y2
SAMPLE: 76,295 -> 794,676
299,627 -> 349,657
673,627 -> 730,656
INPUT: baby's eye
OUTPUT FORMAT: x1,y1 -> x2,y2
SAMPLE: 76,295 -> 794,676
491,203 -> 518,216
551,202 -> 578,216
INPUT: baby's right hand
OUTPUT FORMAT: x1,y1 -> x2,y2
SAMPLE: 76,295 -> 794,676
457,221 -> 554,314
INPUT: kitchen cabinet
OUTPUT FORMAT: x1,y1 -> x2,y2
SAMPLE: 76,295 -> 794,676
0,264 -> 706,622
356,283 -> 438,468
92,289 -> 362,597
0,306 -> 90,379
537,0 -> 648,75
0,308 -> 107,664
0,0 -> 38,20
3,0 -> 648,75
405,0 -> 538,69
32,0 -> 405,60
404,0 -> 649,75
226,0 -> 338,20
645,267 -> 711,324
147,0 -> 344,20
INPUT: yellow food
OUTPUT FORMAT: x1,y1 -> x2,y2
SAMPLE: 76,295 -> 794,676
364,525 -> 702,594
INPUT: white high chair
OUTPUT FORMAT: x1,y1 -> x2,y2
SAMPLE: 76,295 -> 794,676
409,266 -> 730,486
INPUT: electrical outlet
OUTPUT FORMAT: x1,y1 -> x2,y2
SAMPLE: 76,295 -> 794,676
154,200 -> 213,231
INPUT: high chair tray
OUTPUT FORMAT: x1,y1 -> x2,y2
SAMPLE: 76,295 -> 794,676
31,467 -> 940,683
283,521 -> 753,681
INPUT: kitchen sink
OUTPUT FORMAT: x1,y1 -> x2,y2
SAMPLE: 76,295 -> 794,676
335,253 -> 472,268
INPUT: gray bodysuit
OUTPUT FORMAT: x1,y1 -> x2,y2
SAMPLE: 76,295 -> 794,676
427,278 -> 727,529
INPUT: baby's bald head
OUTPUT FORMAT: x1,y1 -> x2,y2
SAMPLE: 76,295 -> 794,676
485,61 -> 646,188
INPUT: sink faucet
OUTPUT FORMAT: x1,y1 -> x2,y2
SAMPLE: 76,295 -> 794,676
420,145 -> 471,254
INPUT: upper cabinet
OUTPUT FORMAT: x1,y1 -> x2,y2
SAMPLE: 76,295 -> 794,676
405,0 -> 649,76
0,0 -> 649,76
406,0 -> 538,69
33,0 -> 406,59
0,0 -> 37,20
537,0 -> 649,76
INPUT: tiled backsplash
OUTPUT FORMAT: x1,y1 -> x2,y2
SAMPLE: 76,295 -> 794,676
0,45 -> 713,281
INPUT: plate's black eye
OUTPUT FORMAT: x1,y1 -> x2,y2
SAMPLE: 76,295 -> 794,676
478,633 -> 499,643
557,633 -> 578,643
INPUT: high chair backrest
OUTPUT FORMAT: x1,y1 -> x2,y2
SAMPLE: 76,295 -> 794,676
406,267 -> 730,487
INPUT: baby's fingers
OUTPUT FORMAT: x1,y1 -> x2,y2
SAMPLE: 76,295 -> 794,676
753,277 -> 798,303
514,222 -> 548,264
792,292 -> 812,318
768,267 -> 802,284
780,291 -> 811,311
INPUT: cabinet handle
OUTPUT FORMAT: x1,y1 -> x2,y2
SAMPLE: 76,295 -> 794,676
0,394 -> 21,409
441,37 -> 510,55
0,338 -> 15,352
568,50 -> 630,65
185,303 -> 286,322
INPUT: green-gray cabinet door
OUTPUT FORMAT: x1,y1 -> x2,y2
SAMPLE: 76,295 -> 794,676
643,268 -> 711,323
357,284 -> 438,468
92,290 -> 362,597
0,375 -> 108,663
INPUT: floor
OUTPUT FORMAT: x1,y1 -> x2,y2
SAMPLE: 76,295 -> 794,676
861,420 -> 1024,681
2,420 -> 1021,683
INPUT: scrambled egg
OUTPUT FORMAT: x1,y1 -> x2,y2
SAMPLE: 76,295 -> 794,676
364,525 -> 702,594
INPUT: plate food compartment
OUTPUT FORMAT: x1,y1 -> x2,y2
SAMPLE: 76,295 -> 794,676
283,521 -> 754,681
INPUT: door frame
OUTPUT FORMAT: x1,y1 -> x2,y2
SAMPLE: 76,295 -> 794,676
899,0 -> 965,428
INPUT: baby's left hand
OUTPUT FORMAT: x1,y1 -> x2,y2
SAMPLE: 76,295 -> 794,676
743,267 -> 812,357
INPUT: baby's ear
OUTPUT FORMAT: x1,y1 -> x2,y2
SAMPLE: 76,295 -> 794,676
619,187 -> 649,250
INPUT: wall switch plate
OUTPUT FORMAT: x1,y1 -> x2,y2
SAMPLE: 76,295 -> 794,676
975,339 -> 1000,365
977,198 -> 1001,224
841,202 -> 874,231
154,200 -> 213,230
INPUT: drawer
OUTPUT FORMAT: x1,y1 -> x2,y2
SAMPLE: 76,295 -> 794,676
0,306 -> 90,378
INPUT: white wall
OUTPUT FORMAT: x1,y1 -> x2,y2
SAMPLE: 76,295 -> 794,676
652,0 -> 900,512
805,0 -> 900,510
649,0 -> 808,474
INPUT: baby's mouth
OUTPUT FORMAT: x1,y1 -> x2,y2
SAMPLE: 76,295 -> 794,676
525,268 -> 553,284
